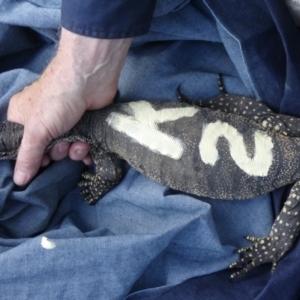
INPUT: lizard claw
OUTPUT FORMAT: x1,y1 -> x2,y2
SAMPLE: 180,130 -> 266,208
78,167 -> 122,205
229,235 -> 277,279
78,172 -> 113,205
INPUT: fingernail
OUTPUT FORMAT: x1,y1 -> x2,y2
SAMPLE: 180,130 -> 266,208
14,169 -> 28,186
57,142 -> 69,153
75,147 -> 86,156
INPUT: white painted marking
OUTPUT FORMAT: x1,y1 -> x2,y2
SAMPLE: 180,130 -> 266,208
41,236 -> 56,250
199,121 -> 273,176
106,101 -> 198,159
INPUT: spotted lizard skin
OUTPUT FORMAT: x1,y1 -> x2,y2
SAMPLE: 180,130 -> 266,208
1,76 -> 300,278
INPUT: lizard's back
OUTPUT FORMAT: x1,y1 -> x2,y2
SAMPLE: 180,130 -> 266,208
100,101 -> 300,200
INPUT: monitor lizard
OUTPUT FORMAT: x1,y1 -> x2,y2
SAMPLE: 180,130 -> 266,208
1,76 -> 300,279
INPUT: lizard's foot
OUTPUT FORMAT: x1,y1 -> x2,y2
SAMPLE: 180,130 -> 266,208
79,168 -> 122,205
229,236 -> 278,279
229,186 -> 300,279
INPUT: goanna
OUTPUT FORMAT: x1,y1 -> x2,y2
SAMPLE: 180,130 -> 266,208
1,76 -> 300,279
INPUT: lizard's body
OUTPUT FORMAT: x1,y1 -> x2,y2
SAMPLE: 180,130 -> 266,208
99,100 -> 300,200
2,77 -> 300,278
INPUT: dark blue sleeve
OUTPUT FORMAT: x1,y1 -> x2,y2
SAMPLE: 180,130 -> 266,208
61,0 -> 156,39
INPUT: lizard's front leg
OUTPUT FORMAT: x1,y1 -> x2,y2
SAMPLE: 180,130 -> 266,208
78,148 -> 122,205
177,75 -> 296,137
229,180 -> 300,279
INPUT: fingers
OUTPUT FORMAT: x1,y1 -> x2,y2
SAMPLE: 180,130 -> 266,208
13,125 -> 52,185
41,154 -> 51,167
14,139 -> 93,185
70,142 -> 93,165
48,141 -> 92,164
69,141 -> 91,161
82,156 -> 93,165
48,142 -> 71,161
48,141 -> 91,161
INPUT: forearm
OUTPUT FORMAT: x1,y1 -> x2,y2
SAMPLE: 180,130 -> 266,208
50,28 -> 132,108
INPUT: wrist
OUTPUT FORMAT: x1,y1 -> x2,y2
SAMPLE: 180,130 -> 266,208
57,28 -> 132,74
51,28 -> 132,108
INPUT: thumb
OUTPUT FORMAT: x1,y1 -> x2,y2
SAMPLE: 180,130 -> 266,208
13,125 -> 52,186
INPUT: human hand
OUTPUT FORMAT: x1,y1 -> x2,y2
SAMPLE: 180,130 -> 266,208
7,28 -> 132,186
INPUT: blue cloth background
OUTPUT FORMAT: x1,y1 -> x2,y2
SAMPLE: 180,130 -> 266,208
0,0 -> 300,299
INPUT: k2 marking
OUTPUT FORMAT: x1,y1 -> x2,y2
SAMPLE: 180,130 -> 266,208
106,102 -> 274,176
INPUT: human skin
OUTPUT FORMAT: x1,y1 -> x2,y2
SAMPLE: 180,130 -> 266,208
7,27 -> 132,185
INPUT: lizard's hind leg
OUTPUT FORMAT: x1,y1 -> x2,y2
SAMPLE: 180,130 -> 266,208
229,180 -> 300,279
78,149 -> 122,205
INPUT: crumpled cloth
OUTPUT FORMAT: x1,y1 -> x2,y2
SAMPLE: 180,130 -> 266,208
0,1 -> 300,299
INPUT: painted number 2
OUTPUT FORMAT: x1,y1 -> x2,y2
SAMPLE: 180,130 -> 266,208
199,120 -> 273,176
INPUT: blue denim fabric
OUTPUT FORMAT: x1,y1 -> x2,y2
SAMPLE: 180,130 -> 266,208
61,0 -> 156,38
0,0 -> 299,299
